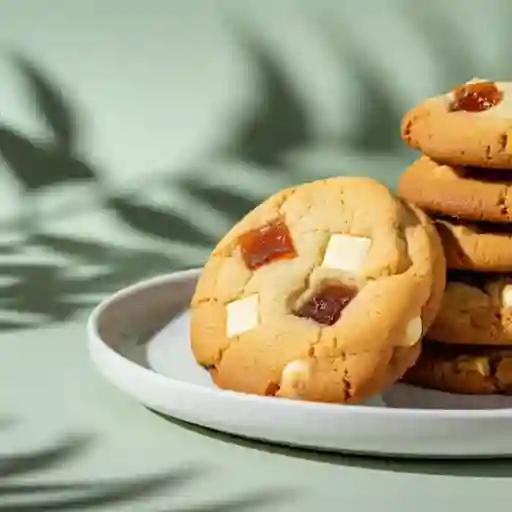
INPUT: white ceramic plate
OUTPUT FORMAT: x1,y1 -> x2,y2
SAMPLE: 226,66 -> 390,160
87,268 -> 512,458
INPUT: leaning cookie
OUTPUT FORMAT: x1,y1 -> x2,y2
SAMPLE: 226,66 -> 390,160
435,218 -> 512,272
427,271 -> 512,345
404,341 -> 512,395
190,177 -> 445,404
397,155 -> 512,223
402,79 -> 512,169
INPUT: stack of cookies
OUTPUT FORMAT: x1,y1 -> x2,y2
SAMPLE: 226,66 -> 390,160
398,78 -> 512,394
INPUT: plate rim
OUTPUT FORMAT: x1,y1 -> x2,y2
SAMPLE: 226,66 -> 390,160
86,267 -> 512,419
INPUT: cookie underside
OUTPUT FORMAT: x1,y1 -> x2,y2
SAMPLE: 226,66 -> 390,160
404,340 -> 512,395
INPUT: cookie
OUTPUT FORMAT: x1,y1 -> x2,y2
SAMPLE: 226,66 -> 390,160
401,79 -> 512,169
404,341 -> 512,394
397,155 -> 512,223
435,217 -> 512,272
190,177 -> 446,404
426,271 -> 512,346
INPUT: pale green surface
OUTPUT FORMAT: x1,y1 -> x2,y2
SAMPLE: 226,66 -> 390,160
1,1 -> 512,510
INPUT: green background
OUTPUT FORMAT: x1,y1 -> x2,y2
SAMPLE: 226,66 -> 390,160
1,1 -> 512,510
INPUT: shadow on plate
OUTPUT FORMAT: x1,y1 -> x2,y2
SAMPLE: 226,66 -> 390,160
150,410 -> 512,478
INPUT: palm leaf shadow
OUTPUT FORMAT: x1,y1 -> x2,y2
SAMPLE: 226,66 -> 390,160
108,196 -> 217,247
0,234 -> 187,330
13,53 -> 77,151
33,233 -> 187,291
0,262 -> 93,323
329,29 -> 404,153
179,176 -> 257,225
0,125 -> 97,192
30,234 -> 110,261
0,53 -> 100,205
405,4 -> 477,88
0,431 -> 202,511
1,472 -> 195,512
222,24 -> 314,167
0,436 -> 90,478
0,422 -> 292,511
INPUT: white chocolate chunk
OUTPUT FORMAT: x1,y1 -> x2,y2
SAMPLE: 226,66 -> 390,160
226,294 -> 259,337
404,316 -> 422,346
458,357 -> 490,377
502,284 -> 512,309
502,284 -> 512,307
282,359 -> 310,381
279,359 -> 310,397
321,234 -> 372,275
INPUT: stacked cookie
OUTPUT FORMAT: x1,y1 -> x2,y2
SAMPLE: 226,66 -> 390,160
398,79 -> 512,394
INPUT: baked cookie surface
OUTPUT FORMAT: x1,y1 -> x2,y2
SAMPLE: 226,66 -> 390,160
401,79 -> 512,169
397,155 -> 512,223
190,177 -> 445,404
427,271 -> 512,346
404,341 -> 512,395
435,217 -> 512,272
